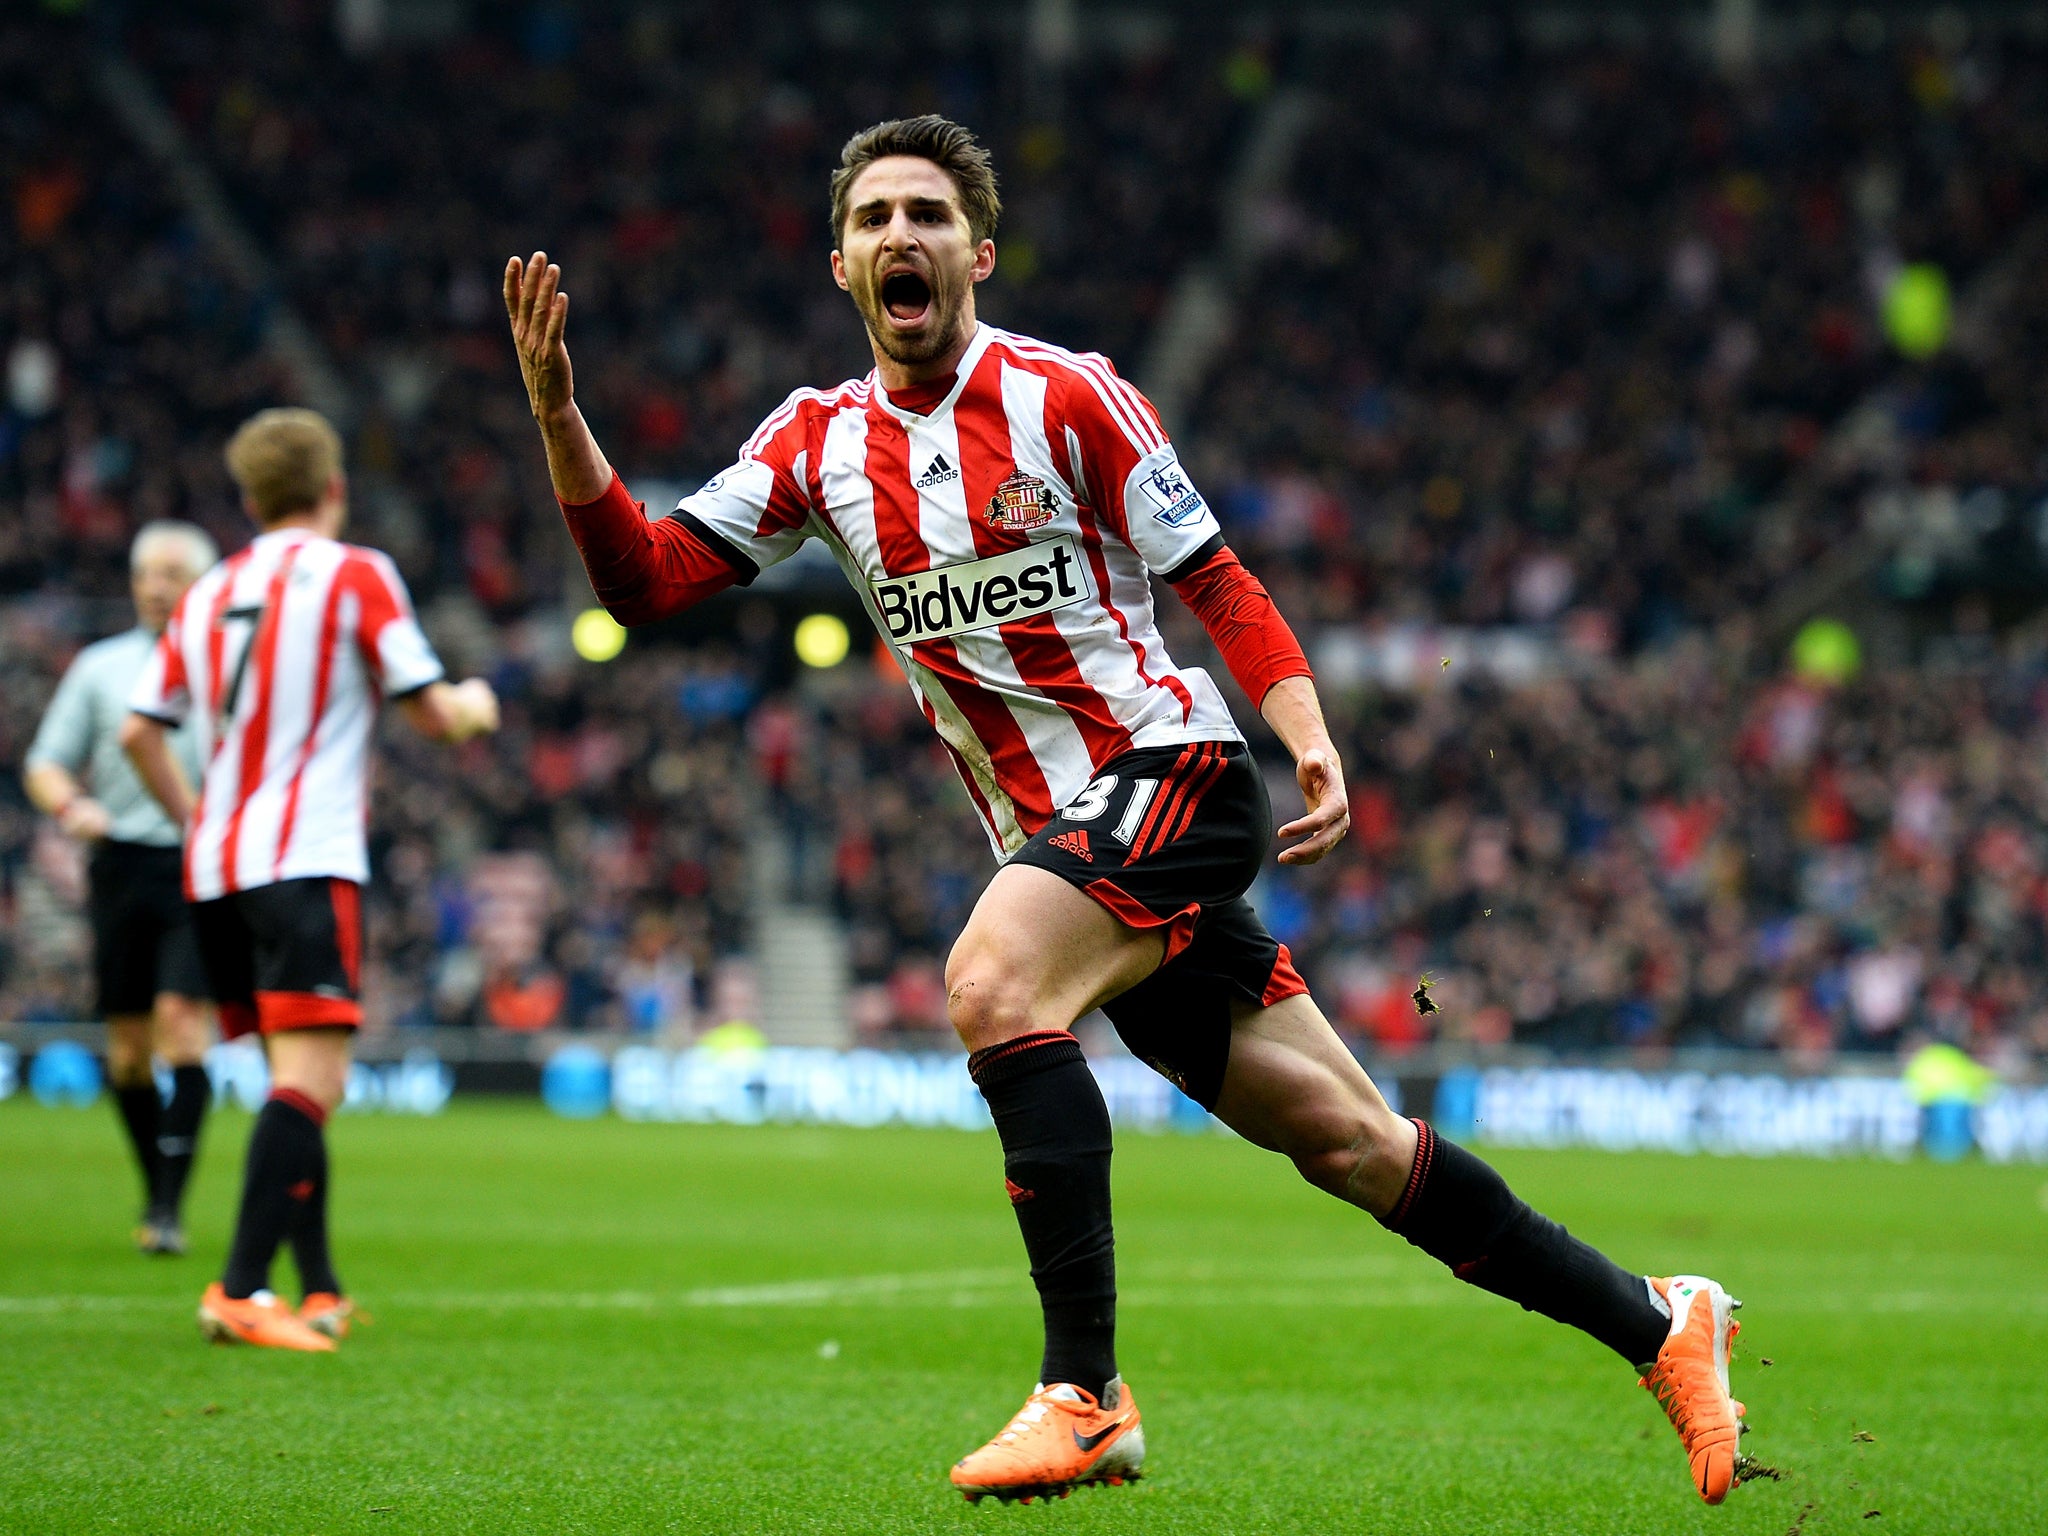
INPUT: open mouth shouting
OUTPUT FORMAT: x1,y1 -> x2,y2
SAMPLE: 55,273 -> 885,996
880,267 -> 935,329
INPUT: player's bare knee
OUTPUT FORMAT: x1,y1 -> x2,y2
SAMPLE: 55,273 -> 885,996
944,954 -> 1041,1052
153,995 -> 211,1065
106,1058 -> 155,1090
277,1063 -> 349,1115
946,975 -> 1038,1052
268,1030 -> 353,1113
104,1020 -> 153,1087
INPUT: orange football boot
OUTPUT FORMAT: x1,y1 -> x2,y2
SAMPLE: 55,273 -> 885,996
950,1378 -> 1145,1504
1641,1275 -> 1747,1503
197,1283 -> 335,1352
299,1293 -> 365,1341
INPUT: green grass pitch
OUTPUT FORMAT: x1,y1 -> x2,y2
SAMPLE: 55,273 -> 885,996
1,1097 -> 2043,1534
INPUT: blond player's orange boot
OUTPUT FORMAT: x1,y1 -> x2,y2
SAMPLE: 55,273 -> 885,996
299,1293 -> 364,1341
197,1283 -> 335,1352
950,1378 -> 1144,1504
1642,1275 -> 1747,1503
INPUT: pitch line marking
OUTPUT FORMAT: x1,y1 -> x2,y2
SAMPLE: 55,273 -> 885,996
2,1277 -> 2044,1317
0,1269 -> 1026,1317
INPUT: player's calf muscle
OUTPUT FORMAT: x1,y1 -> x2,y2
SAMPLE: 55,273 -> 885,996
1291,1116 -> 1412,1213
1215,996 -> 1416,1216
1258,1094 -> 1414,1216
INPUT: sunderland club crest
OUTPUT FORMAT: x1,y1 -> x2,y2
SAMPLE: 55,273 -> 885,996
985,470 -> 1059,532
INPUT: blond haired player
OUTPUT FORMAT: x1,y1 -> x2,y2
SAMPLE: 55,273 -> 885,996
124,408 -> 499,1351
507,117 -> 1751,1505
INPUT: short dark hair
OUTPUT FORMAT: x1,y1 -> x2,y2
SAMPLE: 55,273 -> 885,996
829,115 -> 1001,249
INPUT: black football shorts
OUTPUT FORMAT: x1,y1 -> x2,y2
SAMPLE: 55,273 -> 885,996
1008,740 -> 1308,1109
88,841 -> 211,1017
192,877 -> 364,1040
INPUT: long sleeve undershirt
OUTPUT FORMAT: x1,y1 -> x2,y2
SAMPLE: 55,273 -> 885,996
556,472 -> 744,626
1165,544 -> 1314,709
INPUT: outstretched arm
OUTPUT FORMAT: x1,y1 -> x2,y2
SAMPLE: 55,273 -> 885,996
398,679 -> 501,744
506,251 -> 611,504
1168,546 -> 1348,865
505,252 -> 740,624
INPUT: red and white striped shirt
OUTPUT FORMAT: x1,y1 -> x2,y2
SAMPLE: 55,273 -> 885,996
129,528 -> 444,900
676,324 -> 1242,855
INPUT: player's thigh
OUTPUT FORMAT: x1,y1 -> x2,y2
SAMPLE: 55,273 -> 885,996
191,897 -> 258,1038
103,1017 -> 154,1084
945,863 -> 1166,1050
1212,991 -> 1417,1212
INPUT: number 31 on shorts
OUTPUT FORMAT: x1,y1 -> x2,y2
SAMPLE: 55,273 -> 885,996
1062,775 -> 1159,846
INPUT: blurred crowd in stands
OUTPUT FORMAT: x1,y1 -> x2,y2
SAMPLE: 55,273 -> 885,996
5,6 -> 2048,1068
783,633 -> 2048,1072
1193,23 -> 2048,649
0,21 -> 284,608
131,2 -> 1247,617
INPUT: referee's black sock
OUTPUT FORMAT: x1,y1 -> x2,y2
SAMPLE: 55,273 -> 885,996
151,1065 -> 211,1220
1378,1120 -> 1670,1367
111,1082 -> 161,1207
969,1032 -> 1117,1400
221,1090 -> 328,1300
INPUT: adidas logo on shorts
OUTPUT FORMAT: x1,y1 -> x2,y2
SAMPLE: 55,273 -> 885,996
1048,829 -> 1092,861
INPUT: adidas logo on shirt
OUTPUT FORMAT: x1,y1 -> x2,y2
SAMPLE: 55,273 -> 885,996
914,454 -> 959,488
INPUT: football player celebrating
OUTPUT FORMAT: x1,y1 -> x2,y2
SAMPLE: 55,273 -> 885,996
506,117 -> 1750,1506
25,521 -> 220,1255
124,408 -> 499,1351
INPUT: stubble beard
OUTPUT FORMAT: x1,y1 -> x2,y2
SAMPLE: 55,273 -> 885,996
859,282 -> 972,370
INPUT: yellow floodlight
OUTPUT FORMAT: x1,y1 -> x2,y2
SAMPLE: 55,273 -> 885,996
794,613 -> 851,669
571,607 -> 627,663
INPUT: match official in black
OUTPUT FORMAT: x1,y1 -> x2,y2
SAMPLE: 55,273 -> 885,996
24,521 -> 220,1255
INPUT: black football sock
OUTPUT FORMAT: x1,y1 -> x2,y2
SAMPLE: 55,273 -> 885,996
969,1031 -> 1117,1399
220,1090 -> 327,1300
287,1113 -> 341,1298
151,1066 -> 211,1221
1379,1120 -> 1670,1367
112,1082 -> 162,1209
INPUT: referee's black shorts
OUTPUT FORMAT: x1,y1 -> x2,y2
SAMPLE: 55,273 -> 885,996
1007,739 -> 1309,1110
88,840 -> 210,1018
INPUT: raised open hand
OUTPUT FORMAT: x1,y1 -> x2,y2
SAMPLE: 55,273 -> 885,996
505,251 -> 574,422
